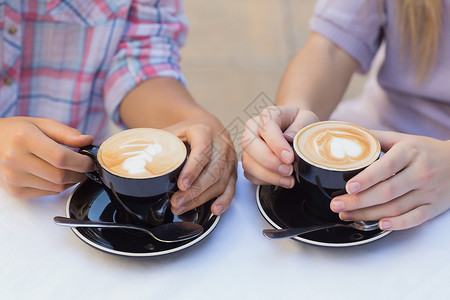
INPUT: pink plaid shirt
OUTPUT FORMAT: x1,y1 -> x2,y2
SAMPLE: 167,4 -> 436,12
0,0 -> 187,143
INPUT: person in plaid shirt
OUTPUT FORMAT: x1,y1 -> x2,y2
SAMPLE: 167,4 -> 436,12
0,0 -> 237,216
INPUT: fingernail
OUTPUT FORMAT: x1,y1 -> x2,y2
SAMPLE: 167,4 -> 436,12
175,196 -> 185,207
183,179 -> 190,189
339,212 -> 353,221
215,204 -> 223,215
346,182 -> 360,194
280,150 -> 292,163
379,220 -> 392,230
278,164 -> 293,176
331,200 -> 345,212
173,208 -> 184,215
284,132 -> 295,141
280,177 -> 294,188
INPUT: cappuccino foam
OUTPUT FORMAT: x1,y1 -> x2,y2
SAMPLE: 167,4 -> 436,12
295,122 -> 380,171
98,128 -> 186,178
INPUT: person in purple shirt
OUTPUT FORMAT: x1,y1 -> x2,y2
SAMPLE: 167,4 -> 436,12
242,0 -> 450,231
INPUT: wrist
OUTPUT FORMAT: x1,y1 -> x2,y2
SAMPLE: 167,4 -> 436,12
188,109 -> 224,132
164,106 -> 225,135
275,95 -> 313,110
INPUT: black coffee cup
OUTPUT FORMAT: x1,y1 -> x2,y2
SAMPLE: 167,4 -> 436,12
293,121 -> 381,223
79,129 -> 187,228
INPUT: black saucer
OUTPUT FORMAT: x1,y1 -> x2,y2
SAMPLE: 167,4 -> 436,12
257,183 -> 391,247
65,179 -> 220,257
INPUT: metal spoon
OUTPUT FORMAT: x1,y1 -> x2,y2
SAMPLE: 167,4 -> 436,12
54,216 -> 203,243
262,221 -> 380,240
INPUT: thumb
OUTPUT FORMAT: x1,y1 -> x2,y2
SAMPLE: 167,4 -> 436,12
34,118 -> 94,148
283,110 -> 319,142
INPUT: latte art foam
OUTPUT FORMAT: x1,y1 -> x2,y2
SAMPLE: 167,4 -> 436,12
98,128 -> 186,178
295,122 -> 380,171
328,137 -> 361,159
120,141 -> 163,175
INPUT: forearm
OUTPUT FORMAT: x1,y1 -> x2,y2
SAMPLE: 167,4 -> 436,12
119,77 -> 215,129
276,33 -> 359,120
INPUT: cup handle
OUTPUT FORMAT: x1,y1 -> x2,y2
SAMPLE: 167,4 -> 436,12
78,145 -> 102,184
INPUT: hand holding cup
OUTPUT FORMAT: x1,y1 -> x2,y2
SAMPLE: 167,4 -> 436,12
330,131 -> 450,230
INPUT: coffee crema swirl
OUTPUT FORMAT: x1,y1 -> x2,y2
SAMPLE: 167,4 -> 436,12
98,128 -> 186,178
295,122 -> 380,171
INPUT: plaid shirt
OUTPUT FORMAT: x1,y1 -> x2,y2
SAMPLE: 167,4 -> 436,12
0,0 -> 187,142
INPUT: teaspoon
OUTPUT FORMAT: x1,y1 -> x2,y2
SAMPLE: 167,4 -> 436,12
262,221 -> 380,240
54,216 -> 203,243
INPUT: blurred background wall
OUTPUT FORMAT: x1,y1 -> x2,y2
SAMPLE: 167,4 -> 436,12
180,0 -> 369,156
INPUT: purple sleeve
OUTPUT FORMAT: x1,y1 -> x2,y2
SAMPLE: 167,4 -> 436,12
310,0 -> 385,73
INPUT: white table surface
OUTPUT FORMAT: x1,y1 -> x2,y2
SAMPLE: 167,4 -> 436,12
2,163 -> 449,300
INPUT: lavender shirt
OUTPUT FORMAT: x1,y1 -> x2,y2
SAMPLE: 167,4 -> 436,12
310,0 -> 450,140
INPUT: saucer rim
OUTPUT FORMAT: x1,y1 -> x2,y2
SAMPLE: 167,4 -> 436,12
256,185 -> 392,247
65,181 -> 220,257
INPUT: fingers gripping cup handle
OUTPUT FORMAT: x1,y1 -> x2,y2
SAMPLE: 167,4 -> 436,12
78,145 -> 102,184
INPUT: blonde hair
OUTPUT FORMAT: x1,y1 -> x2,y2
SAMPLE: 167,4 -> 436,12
396,0 -> 443,83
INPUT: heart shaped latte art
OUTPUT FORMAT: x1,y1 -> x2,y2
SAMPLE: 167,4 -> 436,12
313,130 -> 367,165
328,136 -> 362,159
